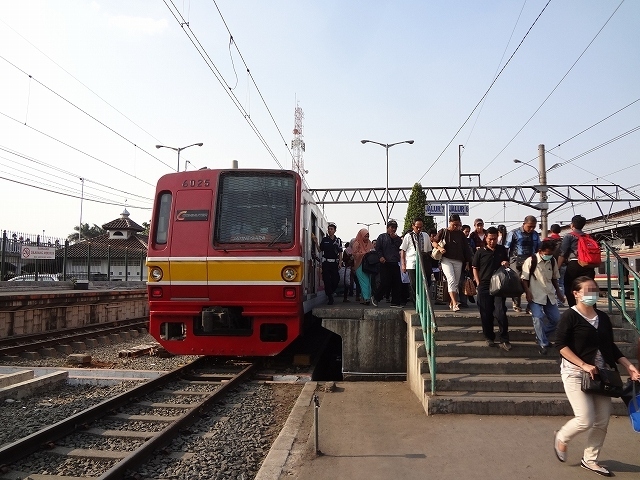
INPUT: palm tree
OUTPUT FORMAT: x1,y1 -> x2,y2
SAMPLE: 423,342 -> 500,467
68,223 -> 105,242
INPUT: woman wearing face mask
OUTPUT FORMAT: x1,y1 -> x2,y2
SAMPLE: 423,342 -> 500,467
553,276 -> 640,476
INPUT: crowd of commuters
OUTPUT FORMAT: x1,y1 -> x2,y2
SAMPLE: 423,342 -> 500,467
318,214 -> 638,476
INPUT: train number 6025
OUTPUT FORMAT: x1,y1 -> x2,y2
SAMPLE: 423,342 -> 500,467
182,179 -> 211,187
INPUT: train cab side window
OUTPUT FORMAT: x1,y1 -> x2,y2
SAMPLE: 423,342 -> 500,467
154,192 -> 172,245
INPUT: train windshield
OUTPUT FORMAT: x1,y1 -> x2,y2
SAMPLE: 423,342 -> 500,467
214,172 -> 295,245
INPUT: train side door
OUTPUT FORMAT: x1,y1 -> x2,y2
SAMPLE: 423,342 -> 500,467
169,189 -> 212,298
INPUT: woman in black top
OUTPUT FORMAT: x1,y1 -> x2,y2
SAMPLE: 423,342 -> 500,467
434,214 -> 472,311
553,276 -> 639,476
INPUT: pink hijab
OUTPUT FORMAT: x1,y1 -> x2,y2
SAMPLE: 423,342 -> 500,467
352,228 -> 374,270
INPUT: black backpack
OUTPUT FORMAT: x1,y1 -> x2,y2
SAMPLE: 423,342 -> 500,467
362,252 -> 380,275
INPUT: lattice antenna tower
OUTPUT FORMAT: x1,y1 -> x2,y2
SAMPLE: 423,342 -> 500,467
291,103 -> 306,179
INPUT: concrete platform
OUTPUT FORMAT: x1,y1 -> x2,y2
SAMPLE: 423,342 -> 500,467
272,382 -> 640,480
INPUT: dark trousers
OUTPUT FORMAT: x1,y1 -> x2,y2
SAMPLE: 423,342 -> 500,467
564,261 -> 596,306
322,261 -> 340,297
477,286 -> 509,343
375,261 -> 402,304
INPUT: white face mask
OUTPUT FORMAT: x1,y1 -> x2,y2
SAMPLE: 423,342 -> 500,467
580,294 -> 598,306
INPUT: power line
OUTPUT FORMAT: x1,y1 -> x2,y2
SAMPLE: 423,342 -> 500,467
479,0 -> 626,174
0,175 -> 151,209
163,0 -> 285,169
211,0 -> 296,161
484,98 -> 640,185
0,109 -> 155,187
0,145 -> 154,202
417,0 -> 553,182
0,54 -> 174,171
0,18 -> 166,145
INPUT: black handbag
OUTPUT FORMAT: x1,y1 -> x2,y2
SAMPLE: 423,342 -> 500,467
581,368 -> 624,397
489,266 -> 524,297
361,252 -> 380,275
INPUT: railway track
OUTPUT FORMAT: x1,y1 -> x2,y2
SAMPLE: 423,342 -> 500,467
0,357 -> 257,479
0,318 -> 149,356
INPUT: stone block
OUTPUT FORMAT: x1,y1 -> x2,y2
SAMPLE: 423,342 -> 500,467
109,333 -> 122,343
128,329 -> 139,338
119,331 -> 131,341
55,344 -> 73,355
96,336 -> 111,345
20,351 -> 40,360
138,327 -> 148,335
0,355 -> 21,363
38,348 -> 59,358
313,307 -> 363,319
67,354 -> 92,365
322,312 -> 407,375
71,342 -> 87,352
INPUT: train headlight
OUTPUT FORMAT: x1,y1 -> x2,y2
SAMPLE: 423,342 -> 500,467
150,267 -> 163,281
281,266 -> 297,282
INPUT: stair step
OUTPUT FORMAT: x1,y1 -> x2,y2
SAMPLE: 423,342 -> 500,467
424,356 -> 560,375
418,340 -> 637,359
422,373 -> 565,393
424,391 -> 629,416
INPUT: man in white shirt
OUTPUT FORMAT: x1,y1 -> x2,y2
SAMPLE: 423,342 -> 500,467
400,218 -> 433,305
521,240 -> 566,355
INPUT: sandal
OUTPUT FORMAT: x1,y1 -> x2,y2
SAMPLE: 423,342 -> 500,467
513,306 -> 522,313
452,304 -> 461,312
580,459 -> 611,477
553,431 -> 566,463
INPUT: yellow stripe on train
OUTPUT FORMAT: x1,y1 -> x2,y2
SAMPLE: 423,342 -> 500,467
147,259 -> 303,283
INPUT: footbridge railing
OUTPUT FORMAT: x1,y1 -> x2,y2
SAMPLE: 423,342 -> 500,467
602,242 -> 640,336
415,254 -> 437,394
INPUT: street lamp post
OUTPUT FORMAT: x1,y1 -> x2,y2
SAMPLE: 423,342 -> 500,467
514,145 -> 561,238
361,139 -> 414,223
357,222 -> 380,231
156,143 -> 204,172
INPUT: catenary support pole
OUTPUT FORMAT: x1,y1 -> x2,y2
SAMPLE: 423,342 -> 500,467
538,144 -> 548,238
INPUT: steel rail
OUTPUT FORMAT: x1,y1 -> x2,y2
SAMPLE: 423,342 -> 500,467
0,318 -> 148,356
98,361 -> 256,479
0,356 -> 210,465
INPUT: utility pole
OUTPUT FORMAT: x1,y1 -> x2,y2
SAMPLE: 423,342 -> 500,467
538,144 -> 548,238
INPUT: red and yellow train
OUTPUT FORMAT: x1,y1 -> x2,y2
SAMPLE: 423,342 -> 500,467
146,168 -> 328,356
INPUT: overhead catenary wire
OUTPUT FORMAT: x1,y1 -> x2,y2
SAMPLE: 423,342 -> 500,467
211,0 -> 297,160
0,109 -> 155,187
484,97 -> 640,185
0,175 -> 151,209
0,145 -> 154,202
0,55 -> 175,172
0,17 -> 167,145
163,0 -> 285,170
479,0 -> 626,175
417,0 -> 553,182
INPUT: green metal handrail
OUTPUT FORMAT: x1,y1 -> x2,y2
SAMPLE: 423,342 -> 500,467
602,242 -> 640,335
415,253 -> 438,395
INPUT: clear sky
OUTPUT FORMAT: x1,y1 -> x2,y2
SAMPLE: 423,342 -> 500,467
1,0 -> 638,242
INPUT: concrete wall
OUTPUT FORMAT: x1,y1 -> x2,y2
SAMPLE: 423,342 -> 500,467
316,306 -> 407,379
0,288 -> 148,337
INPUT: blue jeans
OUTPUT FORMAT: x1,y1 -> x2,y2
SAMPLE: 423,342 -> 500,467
529,298 -> 560,347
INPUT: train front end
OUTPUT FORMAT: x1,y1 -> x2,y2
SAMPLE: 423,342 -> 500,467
147,169 -> 304,356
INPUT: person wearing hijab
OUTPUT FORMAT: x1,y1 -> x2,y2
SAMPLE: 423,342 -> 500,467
352,228 -> 375,305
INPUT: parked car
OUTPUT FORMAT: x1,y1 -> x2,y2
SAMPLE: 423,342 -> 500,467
8,274 -> 60,282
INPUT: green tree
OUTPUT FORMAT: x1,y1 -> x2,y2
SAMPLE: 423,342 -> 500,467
67,223 -> 105,242
141,221 -> 150,236
403,183 -> 435,234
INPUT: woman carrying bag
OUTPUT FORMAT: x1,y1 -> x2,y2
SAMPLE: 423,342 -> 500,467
434,214 -> 472,311
352,228 -> 375,305
554,276 -> 640,476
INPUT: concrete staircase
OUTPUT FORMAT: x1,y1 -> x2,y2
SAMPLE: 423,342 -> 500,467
407,307 -> 639,416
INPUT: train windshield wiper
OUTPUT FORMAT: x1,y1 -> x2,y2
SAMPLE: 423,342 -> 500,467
268,220 -> 289,247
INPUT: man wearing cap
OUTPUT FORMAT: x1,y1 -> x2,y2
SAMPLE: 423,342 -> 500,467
371,220 -> 403,308
319,222 -> 343,305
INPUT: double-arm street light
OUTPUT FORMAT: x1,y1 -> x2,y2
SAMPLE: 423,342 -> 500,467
156,143 -> 203,172
513,144 -> 561,238
361,139 -> 414,223
357,222 -> 380,231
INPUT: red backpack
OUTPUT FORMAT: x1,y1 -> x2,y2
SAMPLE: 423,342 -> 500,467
570,232 -> 600,268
